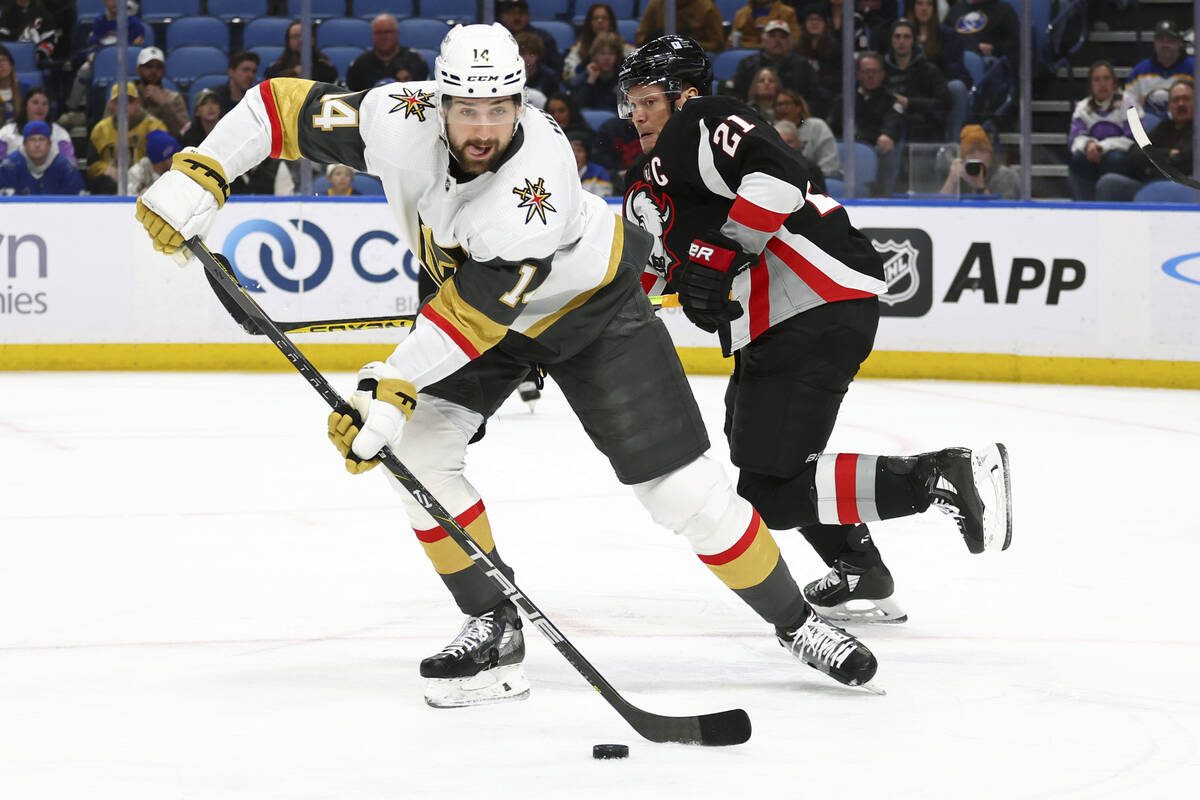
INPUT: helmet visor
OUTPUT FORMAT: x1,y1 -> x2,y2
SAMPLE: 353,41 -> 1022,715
441,95 -> 523,127
616,80 -> 681,119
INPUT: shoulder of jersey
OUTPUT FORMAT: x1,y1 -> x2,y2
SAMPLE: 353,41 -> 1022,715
678,94 -> 753,125
364,80 -> 440,127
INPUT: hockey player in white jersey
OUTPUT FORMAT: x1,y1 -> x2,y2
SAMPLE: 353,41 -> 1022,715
136,23 -> 882,707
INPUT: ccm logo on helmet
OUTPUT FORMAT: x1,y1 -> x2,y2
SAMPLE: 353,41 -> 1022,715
467,75 -> 500,82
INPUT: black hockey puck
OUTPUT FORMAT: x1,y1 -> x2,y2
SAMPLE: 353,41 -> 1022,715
592,743 -> 629,760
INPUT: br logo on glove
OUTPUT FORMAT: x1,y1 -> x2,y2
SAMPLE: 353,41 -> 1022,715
687,241 -> 736,271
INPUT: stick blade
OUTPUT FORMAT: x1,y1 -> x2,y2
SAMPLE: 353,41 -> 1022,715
1126,107 -> 1151,147
698,708 -> 752,746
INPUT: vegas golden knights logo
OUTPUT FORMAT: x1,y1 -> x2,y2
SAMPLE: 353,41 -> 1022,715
388,88 -> 435,122
417,217 -> 468,286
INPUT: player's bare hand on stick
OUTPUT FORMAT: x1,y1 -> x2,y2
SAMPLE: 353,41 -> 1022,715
676,230 -> 751,332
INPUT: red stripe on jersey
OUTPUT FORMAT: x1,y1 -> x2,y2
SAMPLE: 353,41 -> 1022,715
767,236 -> 878,303
420,304 -> 481,360
640,271 -> 658,294
414,499 -> 486,543
834,453 -> 861,524
697,509 -> 763,566
748,260 -> 771,339
259,81 -> 283,160
729,195 -> 791,233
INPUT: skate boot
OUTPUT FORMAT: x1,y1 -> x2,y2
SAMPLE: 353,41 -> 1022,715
420,601 -> 529,708
916,444 -> 1012,554
777,609 -> 878,688
804,555 -> 907,624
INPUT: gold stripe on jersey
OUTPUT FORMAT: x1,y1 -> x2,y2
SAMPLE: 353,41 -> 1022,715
522,215 -> 624,339
424,276 -> 508,356
263,78 -> 316,160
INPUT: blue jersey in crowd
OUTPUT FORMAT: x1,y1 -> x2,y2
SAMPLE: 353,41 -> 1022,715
0,151 -> 85,195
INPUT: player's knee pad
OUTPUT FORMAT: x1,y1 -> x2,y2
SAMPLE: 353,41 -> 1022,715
633,456 -> 753,554
384,394 -> 484,527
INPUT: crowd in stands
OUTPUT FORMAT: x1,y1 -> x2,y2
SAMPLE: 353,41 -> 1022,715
0,0 -> 1193,201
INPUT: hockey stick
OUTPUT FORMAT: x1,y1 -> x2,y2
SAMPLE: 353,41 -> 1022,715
182,237 -> 751,747
217,298 -> 676,338
1126,107 -> 1200,190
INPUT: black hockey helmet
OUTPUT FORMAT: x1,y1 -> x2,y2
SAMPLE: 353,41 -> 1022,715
617,35 -> 713,118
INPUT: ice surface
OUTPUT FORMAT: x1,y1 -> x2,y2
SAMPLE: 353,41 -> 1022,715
2,372 -> 1199,799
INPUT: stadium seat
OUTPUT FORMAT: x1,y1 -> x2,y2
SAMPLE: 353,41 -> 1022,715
76,0 -> 105,23
617,19 -> 638,43
426,0 -> 479,24
539,21 -> 576,54
527,0 -> 570,20
206,0 -> 267,23
166,46 -> 229,86
711,48 -> 756,82
187,73 -> 228,111
397,19 -> 451,50
248,46 -> 284,79
824,177 -> 845,197
414,48 -> 438,75
582,108 -> 616,130
242,17 -> 292,50
1003,0 -> 1050,61
962,50 -> 983,87
353,0 -> 414,21
1134,181 -> 1197,204
4,42 -> 35,71
285,0 -> 348,21
92,45 -> 146,83
322,46 -> 363,81
318,18 -> 371,49
16,70 -> 44,90
576,0 -> 636,23
835,142 -> 877,197
166,16 -> 230,52
139,0 -> 201,24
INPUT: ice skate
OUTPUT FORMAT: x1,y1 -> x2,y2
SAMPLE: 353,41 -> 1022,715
917,443 -> 1012,554
804,556 -> 907,624
517,380 -> 540,412
777,610 -> 879,689
420,601 -> 529,708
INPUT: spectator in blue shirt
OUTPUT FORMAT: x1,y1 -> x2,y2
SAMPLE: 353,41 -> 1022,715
0,120 -> 85,194
567,129 -> 612,197
85,0 -> 147,60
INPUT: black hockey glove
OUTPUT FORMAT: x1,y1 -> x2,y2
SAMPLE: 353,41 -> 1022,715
675,231 -> 754,333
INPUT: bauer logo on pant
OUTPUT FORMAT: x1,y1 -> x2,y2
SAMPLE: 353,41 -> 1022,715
864,228 -> 933,317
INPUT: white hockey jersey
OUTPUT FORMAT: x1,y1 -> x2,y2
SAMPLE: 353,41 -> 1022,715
197,78 -> 639,389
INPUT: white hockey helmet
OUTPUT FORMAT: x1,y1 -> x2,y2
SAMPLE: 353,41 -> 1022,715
435,23 -> 526,101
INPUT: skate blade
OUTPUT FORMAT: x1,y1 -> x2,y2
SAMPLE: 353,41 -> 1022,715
424,664 -> 530,709
810,596 -> 908,625
972,443 -> 1012,552
859,681 -> 887,696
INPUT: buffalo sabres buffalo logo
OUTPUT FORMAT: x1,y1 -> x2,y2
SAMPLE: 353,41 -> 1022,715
624,180 -> 680,280
872,238 -> 922,306
512,177 -> 557,224
389,88 -> 435,121
955,11 -> 988,35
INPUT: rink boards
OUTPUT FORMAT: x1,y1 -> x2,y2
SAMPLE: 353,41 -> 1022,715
1,196 -> 1198,388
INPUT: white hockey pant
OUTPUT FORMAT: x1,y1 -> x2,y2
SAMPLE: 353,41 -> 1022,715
632,455 -> 755,558
382,394 -> 484,528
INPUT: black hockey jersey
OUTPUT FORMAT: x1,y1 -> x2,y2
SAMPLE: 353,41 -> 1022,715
623,95 -> 886,353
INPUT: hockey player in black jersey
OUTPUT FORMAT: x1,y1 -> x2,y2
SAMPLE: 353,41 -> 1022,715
618,36 -> 1014,625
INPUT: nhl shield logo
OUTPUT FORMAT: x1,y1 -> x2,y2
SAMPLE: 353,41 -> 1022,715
862,228 -> 933,317
874,238 -> 921,306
